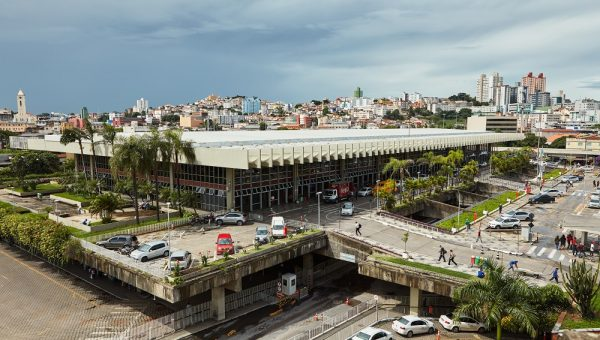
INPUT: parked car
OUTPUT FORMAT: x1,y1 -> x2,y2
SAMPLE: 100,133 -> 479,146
350,326 -> 393,340
271,216 -> 287,239
169,250 -> 192,270
488,217 -> 521,229
96,234 -> 138,250
579,165 -> 594,172
439,313 -> 487,333
357,187 -> 373,197
529,193 -> 556,204
594,188 -> 600,196
255,225 -> 270,244
130,240 -> 169,262
392,315 -> 435,337
340,202 -> 355,216
588,195 -> 600,209
216,233 -> 235,255
542,189 -> 564,197
560,175 -> 579,183
501,210 -> 534,221
215,211 -> 247,226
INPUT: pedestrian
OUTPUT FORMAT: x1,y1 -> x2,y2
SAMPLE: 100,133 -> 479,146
448,250 -> 458,266
594,180 -> 597,187
508,260 -> 519,271
550,267 -> 559,283
498,204 -> 503,214
475,229 -> 482,243
566,234 -> 573,250
438,245 -> 447,262
355,222 -> 362,236
572,242 -> 579,256
477,267 -> 485,278
560,234 -> 566,249
577,243 -> 585,257
554,235 -> 560,250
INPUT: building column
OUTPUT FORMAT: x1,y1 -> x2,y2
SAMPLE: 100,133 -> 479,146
89,155 -> 95,179
226,168 -> 235,210
582,231 -> 589,245
211,286 -> 226,321
302,253 -> 314,290
339,158 -> 346,180
293,163 -> 299,202
409,287 -> 421,316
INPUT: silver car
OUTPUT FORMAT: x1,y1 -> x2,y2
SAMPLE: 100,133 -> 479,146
169,250 -> 192,270
215,211 -> 247,226
543,189 -> 564,197
439,313 -> 487,333
130,240 -> 170,262
357,187 -> 373,197
340,202 -> 355,216
501,210 -> 534,221
488,217 -> 520,229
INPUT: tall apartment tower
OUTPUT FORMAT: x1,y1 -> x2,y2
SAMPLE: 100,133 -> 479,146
475,74 -> 489,103
135,97 -> 149,113
521,72 -> 546,102
353,87 -> 363,98
488,72 -> 503,105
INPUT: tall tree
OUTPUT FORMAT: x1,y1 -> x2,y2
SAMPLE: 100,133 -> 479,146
562,260 -> 600,319
453,260 -> 540,340
110,136 -> 150,225
101,123 -> 117,150
83,119 -> 98,180
144,129 -> 170,221
164,129 -> 196,213
382,158 -> 413,193
60,127 -> 87,180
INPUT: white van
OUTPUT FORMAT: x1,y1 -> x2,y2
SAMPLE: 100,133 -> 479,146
271,216 -> 287,239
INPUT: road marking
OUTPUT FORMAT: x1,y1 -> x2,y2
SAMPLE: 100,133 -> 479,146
537,248 -> 546,257
527,246 -> 537,255
558,254 -> 565,262
0,249 -> 95,305
548,249 -> 557,259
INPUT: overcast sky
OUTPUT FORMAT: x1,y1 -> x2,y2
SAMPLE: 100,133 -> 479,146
1,0 -> 600,113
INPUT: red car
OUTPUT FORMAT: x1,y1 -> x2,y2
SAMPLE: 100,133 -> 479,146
216,233 -> 234,255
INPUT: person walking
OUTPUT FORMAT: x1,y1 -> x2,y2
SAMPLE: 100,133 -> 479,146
355,222 -> 362,236
560,234 -> 566,250
566,234 -> 573,250
498,204 -> 503,215
508,260 -> 519,271
438,245 -> 447,262
554,235 -> 560,250
475,229 -> 482,243
550,267 -> 559,283
448,250 -> 458,266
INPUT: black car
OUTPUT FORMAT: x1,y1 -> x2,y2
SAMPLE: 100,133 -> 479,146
529,194 -> 555,204
96,234 -> 139,250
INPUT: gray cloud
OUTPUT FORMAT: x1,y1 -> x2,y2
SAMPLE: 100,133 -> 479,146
1,0 -> 600,112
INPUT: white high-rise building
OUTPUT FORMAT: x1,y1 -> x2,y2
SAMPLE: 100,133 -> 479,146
488,72 -> 503,105
475,74 -> 489,103
134,97 -> 149,113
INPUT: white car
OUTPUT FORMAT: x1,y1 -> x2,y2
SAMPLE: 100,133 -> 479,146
488,217 -> 521,229
169,250 -> 192,270
589,196 -> 600,209
340,202 -> 355,216
357,187 -> 373,197
130,240 -> 170,262
439,313 -> 487,333
392,315 -> 435,337
579,165 -> 594,172
560,175 -> 579,183
542,189 -> 564,197
594,188 -> 600,196
350,326 -> 392,340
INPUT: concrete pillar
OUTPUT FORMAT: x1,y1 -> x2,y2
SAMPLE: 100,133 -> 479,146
211,286 -> 226,321
303,253 -> 314,289
293,163 -> 299,202
409,287 -> 421,316
340,158 -> 346,180
226,168 -> 235,210
582,231 -> 589,245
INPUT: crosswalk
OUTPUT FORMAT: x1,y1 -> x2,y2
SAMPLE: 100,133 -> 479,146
570,191 -> 587,197
526,245 -> 568,265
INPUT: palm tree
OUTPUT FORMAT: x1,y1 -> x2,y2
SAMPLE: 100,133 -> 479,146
88,192 -> 122,223
110,135 -> 150,225
101,123 -> 117,150
144,129 -> 170,221
453,260 -> 540,340
83,119 -> 98,180
60,127 -> 87,180
164,129 -> 196,212
382,158 -> 413,194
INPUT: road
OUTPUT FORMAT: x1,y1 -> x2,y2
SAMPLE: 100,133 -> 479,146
0,242 -> 171,340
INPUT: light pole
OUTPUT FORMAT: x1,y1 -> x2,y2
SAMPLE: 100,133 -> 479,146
54,200 -> 59,222
417,171 -> 421,181
316,191 -> 322,228
375,180 -> 380,212
167,202 -> 171,269
457,191 -> 461,228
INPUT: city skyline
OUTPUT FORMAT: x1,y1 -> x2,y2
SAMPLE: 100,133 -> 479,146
1,0 -> 600,113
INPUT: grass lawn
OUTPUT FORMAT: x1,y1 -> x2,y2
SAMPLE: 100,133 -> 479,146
376,255 -> 473,280
74,215 -> 190,239
53,192 -> 92,203
561,288 -> 600,329
10,183 -> 63,193
543,168 -> 565,180
0,200 -> 30,214
436,191 -> 524,230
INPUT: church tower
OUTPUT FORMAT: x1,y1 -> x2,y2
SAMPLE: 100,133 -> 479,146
17,89 -> 26,116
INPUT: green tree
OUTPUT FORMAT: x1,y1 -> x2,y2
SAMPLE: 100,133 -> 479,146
89,192 -> 122,223
164,129 -> 197,213
259,121 -> 267,130
0,130 -> 17,148
562,260 -> 600,319
101,123 -> 117,149
110,136 -> 150,224
459,160 -> 479,184
453,260 -> 540,340
549,136 -> 567,149
60,127 -> 87,180
322,106 -> 330,115
382,158 -> 413,194
83,119 -> 98,180
180,190 -> 199,213
517,133 -> 546,147
144,129 -> 170,221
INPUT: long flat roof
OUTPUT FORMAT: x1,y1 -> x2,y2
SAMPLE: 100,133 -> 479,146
17,128 -> 524,169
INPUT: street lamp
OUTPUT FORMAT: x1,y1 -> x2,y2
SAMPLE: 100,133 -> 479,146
417,171 -> 421,181
316,192 -> 322,228
375,180 -> 381,212
54,200 -> 59,222
167,202 -> 171,269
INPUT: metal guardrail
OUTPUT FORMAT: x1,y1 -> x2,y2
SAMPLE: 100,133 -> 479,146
84,216 -> 192,243
378,211 -> 451,234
